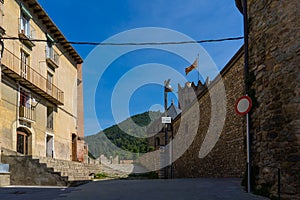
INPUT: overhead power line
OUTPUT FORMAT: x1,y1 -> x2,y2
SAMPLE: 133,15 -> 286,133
1,36 -> 244,46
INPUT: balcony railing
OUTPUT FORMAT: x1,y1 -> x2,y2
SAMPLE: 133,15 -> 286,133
46,46 -> 60,68
18,18 -> 36,48
19,105 -> 36,122
1,48 -> 64,105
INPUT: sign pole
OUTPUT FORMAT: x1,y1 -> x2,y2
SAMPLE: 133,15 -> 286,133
164,80 -> 169,179
246,111 -> 251,193
235,95 -> 252,192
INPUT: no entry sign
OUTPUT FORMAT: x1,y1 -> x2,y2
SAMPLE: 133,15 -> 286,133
235,96 -> 252,115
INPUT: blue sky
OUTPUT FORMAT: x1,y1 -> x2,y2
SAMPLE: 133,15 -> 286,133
38,0 -> 243,136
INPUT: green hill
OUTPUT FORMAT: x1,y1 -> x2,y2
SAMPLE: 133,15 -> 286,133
85,111 -> 162,160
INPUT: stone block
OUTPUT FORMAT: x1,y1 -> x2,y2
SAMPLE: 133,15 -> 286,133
0,173 -> 10,186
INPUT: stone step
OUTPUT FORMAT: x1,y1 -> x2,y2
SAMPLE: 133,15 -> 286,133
68,176 -> 92,181
35,157 -> 104,182
35,156 -> 133,182
49,166 -> 102,173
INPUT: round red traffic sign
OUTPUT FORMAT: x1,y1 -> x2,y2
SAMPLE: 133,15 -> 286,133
235,96 -> 252,115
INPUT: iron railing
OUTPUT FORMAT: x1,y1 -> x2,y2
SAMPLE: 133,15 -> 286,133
46,46 -> 60,66
19,105 -> 36,121
1,48 -> 64,104
19,17 -> 35,39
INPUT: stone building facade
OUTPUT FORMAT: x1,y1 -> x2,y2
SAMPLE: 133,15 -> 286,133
171,0 -> 299,199
0,0 -> 86,162
172,47 -> 246,178
237,0 -> 300,199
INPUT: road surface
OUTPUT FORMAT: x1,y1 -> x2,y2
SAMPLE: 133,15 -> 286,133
0,178 -> 268,200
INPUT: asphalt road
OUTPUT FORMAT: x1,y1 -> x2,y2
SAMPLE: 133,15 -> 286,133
0,178 -> 268,200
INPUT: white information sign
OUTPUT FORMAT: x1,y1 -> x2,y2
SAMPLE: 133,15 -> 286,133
162,117 -> 172,123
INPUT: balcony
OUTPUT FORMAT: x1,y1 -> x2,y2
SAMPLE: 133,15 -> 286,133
19,105 -> 36,122
1,48 -> 64,105
46,46 -> 60,68
18,18 -> 35,48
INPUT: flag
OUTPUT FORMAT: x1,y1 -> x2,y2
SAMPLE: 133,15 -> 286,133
185,58 -> 198,75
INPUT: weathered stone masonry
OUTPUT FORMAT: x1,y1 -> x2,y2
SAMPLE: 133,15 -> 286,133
172,1 -> 300,199
173,47 -> 247,178
246,0 -> 300,199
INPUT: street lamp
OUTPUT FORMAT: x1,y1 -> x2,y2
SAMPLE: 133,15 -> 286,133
164,79 -> 173,178
164,79 -> 172,144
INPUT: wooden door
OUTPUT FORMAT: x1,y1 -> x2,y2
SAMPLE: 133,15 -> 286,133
71,134 -> 77,161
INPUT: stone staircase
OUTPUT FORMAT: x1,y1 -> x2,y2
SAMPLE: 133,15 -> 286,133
1,148 -> 104,186
35,157 -> 103,184
1,148 -> 154,186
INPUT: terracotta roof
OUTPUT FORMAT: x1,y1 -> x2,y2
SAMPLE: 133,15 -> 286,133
22,0 -> 83,64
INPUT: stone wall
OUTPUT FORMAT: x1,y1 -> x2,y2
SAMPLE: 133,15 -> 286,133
1,148 -> 68,186
246,0 -> 300,199
178,81 -> 206,110
172,47 -> 246,178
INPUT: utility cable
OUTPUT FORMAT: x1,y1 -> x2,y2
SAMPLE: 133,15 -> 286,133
1,36 -> 244,46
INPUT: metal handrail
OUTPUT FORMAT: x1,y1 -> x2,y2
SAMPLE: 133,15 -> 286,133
19,105 -> 36,121
1,48 -> 64,103
46,46 -> 60,66
18,17 -> 35,39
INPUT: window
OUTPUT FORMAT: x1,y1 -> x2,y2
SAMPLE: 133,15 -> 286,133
17,131 -> 28,154
47,106 -> 54,130
19,88 -> 36,121
20,88 -> 30,108
46,43 -> 59,67
18,6 -> 35,48
20,50 -> 29,79
46,134 -> 54,158
20,12 -> 31,38
19,5 -> 33,39
46,43 -> 53,58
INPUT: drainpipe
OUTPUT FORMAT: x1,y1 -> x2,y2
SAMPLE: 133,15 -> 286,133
0,39 -> 3,101
0,40 -> 3,162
